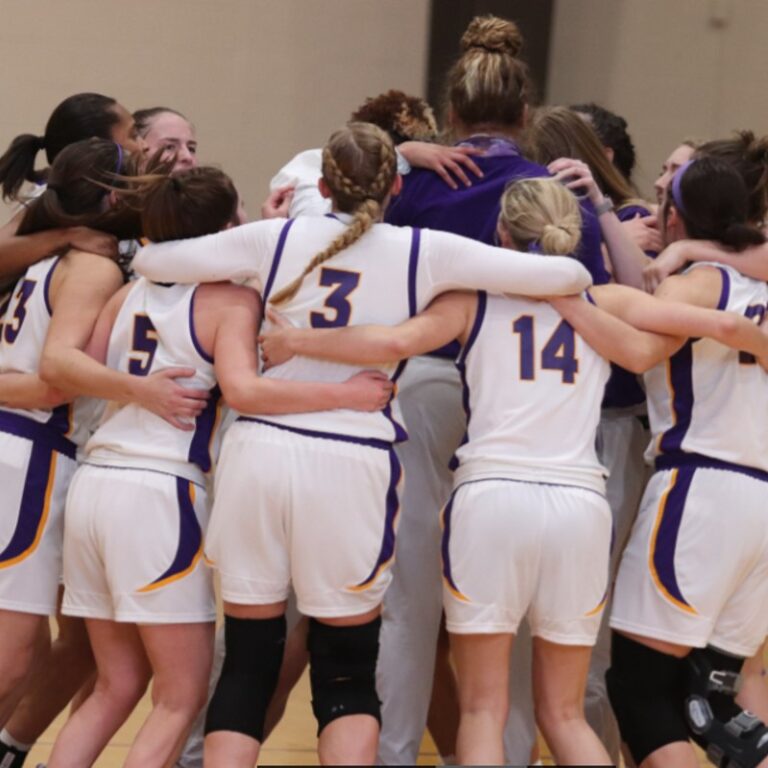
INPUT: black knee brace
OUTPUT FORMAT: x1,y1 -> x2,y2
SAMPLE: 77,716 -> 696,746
307,616 -> 381,734
685,646 -> 768,768
606,632 -> 690,765
204,615 -> 286,743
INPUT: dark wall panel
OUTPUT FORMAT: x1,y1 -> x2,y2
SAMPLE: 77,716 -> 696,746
427,0 -> 554,113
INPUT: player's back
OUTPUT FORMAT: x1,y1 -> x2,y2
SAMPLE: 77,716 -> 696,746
645,263 -> 768,473
86,278 -> 221,485
257,214 -> 422,442
453,292 -> 610,493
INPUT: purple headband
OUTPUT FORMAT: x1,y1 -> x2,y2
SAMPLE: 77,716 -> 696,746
670,159 -> 695,217
114,142 -> 123,175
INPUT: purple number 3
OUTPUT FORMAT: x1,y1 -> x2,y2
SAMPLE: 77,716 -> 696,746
310,267 -> 361,328
3,279 -> 37,345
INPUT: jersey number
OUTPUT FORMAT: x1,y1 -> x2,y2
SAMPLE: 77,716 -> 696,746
310,268 -> 361,329
2,279 -> 37,345
128,315 -> 158,376
739,304 -> 766,365
512,314 -> 579,384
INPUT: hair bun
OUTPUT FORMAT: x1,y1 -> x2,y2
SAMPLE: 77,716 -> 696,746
460,15 -> 523,57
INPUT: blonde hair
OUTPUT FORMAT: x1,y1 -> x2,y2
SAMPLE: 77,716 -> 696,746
499,177 -> 582,255
269,123 -> 396,305
444,15 -> 529,133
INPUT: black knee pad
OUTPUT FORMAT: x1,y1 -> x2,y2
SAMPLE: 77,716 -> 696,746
685,646 -> 768,768
606,632 -> 690,765
204,615 -> 286,743
307,616 -> 381,734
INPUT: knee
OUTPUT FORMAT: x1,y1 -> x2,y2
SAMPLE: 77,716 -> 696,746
308,616 -> 382,734
95,670 -> 149,710
151,677 -> 208,718
534,696 -> 583,735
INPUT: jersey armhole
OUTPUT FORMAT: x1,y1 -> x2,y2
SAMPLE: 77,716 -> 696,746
189,286 -> 214,364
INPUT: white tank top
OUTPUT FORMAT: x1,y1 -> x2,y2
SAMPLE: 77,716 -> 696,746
453,293 -> 610,494
0,256 -> 99,455
86,279 -> 222,485
645,263 -> 768,474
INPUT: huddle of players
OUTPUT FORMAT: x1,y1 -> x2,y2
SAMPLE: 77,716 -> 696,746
1,12 -> 768,768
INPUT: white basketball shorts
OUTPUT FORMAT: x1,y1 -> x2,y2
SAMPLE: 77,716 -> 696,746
611,464 -> 768,657
207,419 -> 402,618
442,478 -> 611,644
63,464 -> 215,623
0,429 -> 76,615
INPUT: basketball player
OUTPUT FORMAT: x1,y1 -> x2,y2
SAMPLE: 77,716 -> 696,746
131,121 -> 593,766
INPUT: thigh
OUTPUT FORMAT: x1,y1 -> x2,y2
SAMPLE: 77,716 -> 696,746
532,636 -> 592,713
443,481 -> 544,636
86,618 -> 151,686
0,433 -> 75,615
530,486 -> 612,646
138,622 -> 214,691
451,632 -> 514,705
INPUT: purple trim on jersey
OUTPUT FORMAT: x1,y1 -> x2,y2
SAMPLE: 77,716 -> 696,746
237,415 -> 392,450
450,292 -> 487,470
585,291 -> 596,306
0,442 -> 56,565
440,492 -> 464,596
187,386 -> 221,473
354,448 -> 401,588
43,257 -> 62,317
0,410 -> 76,459
658,341 -> 694,454
382,359 -> 409,443
46,404 -> 73,441
655,452 -> 768,484
262,219 -> 296,304
189,287 -> 213,364
141,478 -> 202,589
716,267 -> 731,311
652,466 -> 696,611
407,228 -> 420,317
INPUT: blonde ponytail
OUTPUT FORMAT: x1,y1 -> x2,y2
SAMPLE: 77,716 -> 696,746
270,123 -> 396,306
499,177 -> 582,256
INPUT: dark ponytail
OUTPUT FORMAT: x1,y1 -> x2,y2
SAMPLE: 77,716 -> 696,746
669,156 -> 766,251
16,138 -> 141,241
0,92 -> 121,201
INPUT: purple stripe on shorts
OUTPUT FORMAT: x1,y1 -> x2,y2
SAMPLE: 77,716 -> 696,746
187,387 -> 221,474
440,492 -> 464,597
0,442 -> 54,566
652,467 -> 696,611
353,448 -> 402,589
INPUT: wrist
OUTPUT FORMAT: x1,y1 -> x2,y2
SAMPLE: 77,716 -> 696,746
594,197 -> 614,217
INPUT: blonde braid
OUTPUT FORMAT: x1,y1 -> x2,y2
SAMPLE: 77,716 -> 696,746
270,123 -> 396,306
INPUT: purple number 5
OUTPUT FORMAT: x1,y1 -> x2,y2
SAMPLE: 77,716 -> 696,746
128,314 -> 159,376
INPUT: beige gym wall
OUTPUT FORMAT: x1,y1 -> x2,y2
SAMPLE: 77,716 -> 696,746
548,0 -> 768,199
0,0 -> 430,220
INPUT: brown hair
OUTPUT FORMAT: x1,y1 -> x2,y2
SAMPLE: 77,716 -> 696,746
696,131 -> 768,225
443,15 -> 530,135
499,178 -> 582,255
133,106 -> 191,138
350,90 -> 437,144
527,106 -> 642,208
0,93 -> 122,201
16,138 -> 141,240
270,123 -> 397,306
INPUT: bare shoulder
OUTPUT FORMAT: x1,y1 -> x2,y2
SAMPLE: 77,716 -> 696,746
60,249 -> 122,281
196,281 -> 261,315
656,264 -> 723,308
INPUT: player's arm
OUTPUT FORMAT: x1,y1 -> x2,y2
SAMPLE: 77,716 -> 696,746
259,292 -> 474,368
132,219 -> 285,285
38,252 -> 209,430
0,372 -> 68,410
0,210 -> 118,281
210,284 -> 393,414
643,240 -> 768,293
424,230 -> 592,300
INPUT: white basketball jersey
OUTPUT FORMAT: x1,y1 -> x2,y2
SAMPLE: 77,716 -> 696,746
452,293 -> 610,494
645,263 -> 768,472
86,279 -> 222,485
0,256 -> 97,450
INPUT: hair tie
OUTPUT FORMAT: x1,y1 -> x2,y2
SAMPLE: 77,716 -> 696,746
35,136 -> 46,152
671,159 -> 695,217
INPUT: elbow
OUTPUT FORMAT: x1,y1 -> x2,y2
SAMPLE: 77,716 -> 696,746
220,379 -> 252,415
385,337 -> 413,362
38,352 -> 62,385
715,313 -> 741,345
